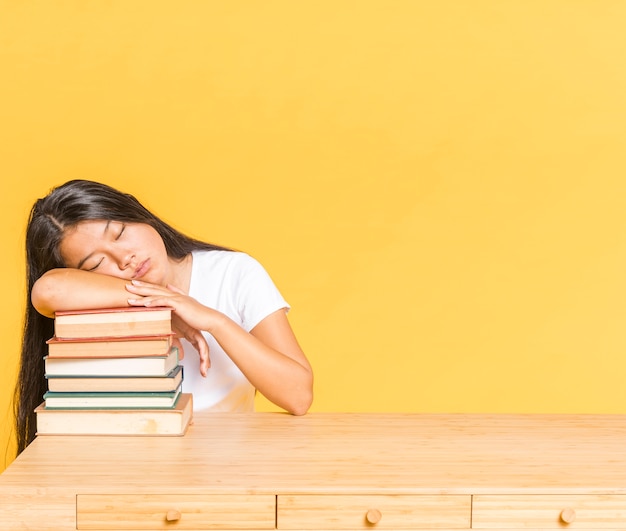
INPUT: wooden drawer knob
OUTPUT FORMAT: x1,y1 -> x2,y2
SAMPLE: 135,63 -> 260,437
560,508 -> 576,524
166,509 -> 182,522
366,509 -> 382,524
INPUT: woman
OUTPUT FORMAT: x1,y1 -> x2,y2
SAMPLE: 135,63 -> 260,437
15,180 -> 313,454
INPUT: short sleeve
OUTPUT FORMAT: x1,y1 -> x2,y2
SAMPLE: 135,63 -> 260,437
233,253 -> 290,332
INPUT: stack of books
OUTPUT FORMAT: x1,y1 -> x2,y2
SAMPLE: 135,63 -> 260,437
35,306 -> 193,436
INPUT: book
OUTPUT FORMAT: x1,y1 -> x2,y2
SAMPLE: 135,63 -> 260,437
43,384 -> 182,409
35,392 -> 193,436
46,365 -> 184,393
44,347 -> 179,377
46,334 -> 173,358
54,306 -> 173,339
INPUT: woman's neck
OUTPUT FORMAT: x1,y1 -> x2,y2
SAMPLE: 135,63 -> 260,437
167,253 -> 193,293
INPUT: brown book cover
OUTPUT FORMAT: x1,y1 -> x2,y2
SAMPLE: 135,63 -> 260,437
54,306 -> 173,339
46,334 -> 174,358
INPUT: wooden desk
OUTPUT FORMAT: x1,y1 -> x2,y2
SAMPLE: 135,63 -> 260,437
2,413 -> 626,530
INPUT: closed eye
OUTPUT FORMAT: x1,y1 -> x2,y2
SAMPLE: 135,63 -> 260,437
86,257 -> 104,272
116,223 -> 126,240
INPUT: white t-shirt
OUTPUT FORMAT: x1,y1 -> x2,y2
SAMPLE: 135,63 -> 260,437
180,250 -> 289,411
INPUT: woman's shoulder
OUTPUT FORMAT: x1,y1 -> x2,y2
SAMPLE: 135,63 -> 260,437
189,250 -> 284,311
191,250 -> 262,273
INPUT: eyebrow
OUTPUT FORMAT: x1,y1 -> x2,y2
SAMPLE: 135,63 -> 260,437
76,220 -> 111,270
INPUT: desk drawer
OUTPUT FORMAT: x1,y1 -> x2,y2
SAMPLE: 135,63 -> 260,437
473,495 -> 626,528
277,494 -> 471,529
77,494 -> 276,530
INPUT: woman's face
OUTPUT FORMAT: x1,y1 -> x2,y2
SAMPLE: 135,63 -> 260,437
59,220 -> 170,285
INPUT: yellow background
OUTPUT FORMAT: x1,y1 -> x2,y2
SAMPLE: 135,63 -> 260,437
2,1 -> 626,471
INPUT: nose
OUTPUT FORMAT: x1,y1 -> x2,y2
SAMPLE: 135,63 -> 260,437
117,251 -> 135,270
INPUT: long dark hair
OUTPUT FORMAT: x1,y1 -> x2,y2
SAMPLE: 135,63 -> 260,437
15,179 -> 229,454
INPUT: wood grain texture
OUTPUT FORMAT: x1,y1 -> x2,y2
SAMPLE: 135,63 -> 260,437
278,494 -> 471,529
472,494 -> 626,528
2,413 -> 626,530
77,494 -> 275,530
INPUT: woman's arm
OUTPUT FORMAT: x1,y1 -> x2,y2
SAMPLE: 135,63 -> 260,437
31,269 -> 211,374
32,269 -> 313,414
126,280 -> 314,415
31,268 -> 133,318
211,308 -> 313,415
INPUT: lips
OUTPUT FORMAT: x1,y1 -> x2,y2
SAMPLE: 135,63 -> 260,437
133,259 -> 150,279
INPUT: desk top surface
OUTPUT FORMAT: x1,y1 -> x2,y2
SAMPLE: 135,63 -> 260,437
3,412 -> 626,495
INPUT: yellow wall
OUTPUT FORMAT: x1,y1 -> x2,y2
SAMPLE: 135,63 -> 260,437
2,1 -> 626,471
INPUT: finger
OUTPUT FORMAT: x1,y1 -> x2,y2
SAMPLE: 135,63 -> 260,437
128,296 -> 174,308
196,339 -> 211,376
127,297 -> 158,307
166,283 -> 185,295
172,336 -> 185,360
129,279 -> 162,289
127,297 -> 147,306
126,280 -> 172,297
188,333 -> 211,376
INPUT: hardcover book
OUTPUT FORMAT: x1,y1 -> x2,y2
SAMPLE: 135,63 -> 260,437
43,384 -> 182,409
35,393 -> 193,436
54,306 -> 173,339
44,347 -> 179,377
46,334 -> 174,358
46,365 -> 184,393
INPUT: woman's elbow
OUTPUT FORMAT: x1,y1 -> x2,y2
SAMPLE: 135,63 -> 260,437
289,395 -> 313,416
31,269 -> 67,318
287,381 -> 314,416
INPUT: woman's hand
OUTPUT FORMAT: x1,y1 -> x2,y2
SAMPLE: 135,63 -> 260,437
126,280 -> 211,377
126,278 -> 313,415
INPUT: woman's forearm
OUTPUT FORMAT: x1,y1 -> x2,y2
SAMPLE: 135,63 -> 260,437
207,311 -> 314,415
31,269 -> 132,318
46,273 -> 314,414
